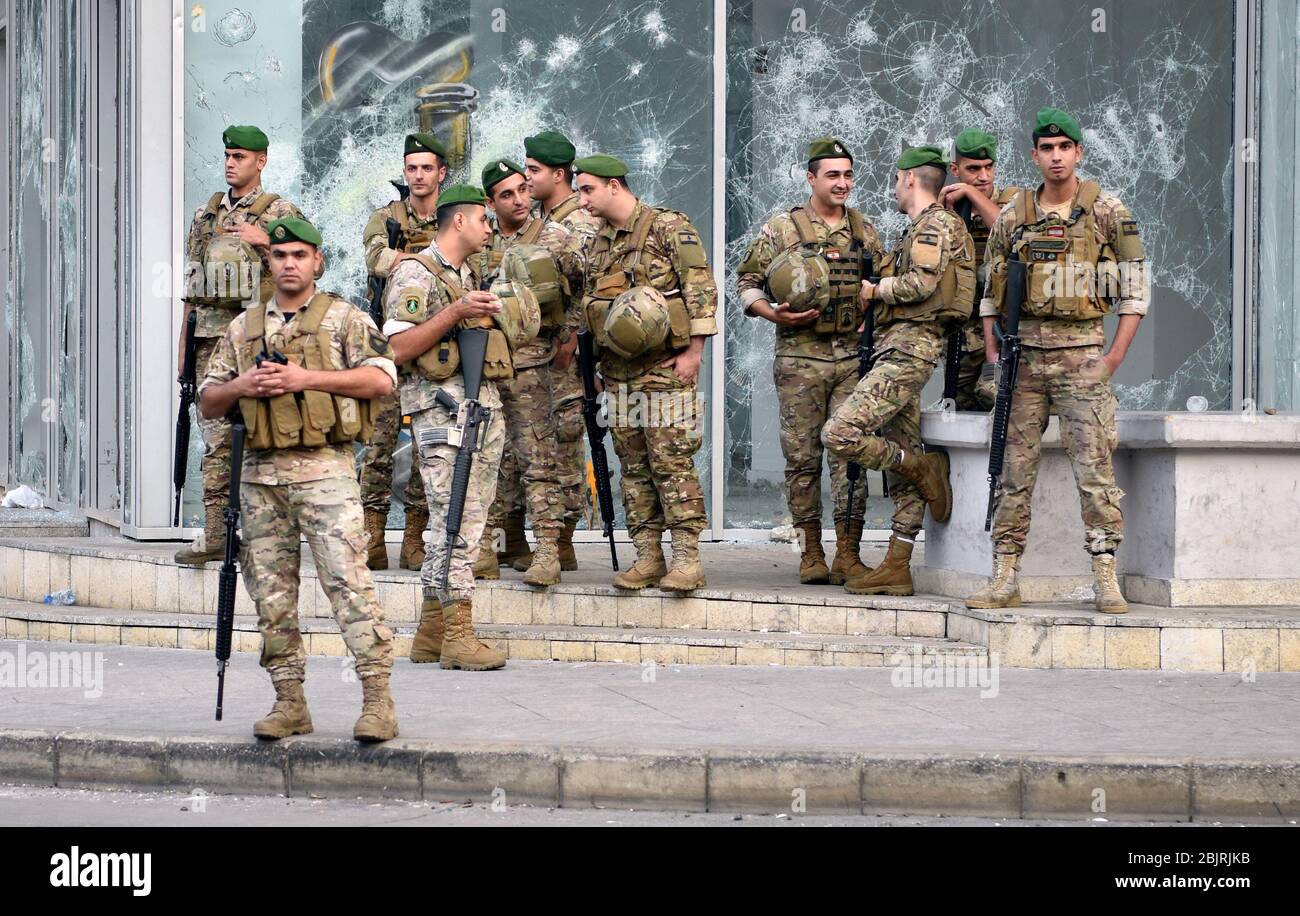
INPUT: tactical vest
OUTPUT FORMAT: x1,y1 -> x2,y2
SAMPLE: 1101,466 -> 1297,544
967,187 -> 1020,274
875,209 -> 976,328
787,207 -> 873,335
547,196 -> 583,224
388,200 -> 437,253
404,253 -> 516,382
476,219 -> 567,331
1005,180 -> 1113,320
189,191 -> 280,307
236,294 -> 377,450
584,207 -> 692,378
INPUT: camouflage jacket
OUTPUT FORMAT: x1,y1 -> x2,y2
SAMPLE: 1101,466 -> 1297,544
382,240 -> 501,414
362,199 -> 439,279
184,185 -> 303,337
980,182 -> 1148,349
198,291 -> 396,485
957,186 -> 1017,353
874,203 -> 973,366
737,202 -> 883,361
542,192 -> 601,247
479,213 -> 586,369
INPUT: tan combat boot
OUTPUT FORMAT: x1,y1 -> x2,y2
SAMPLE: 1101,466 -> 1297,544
965,553 -> 1022,609
893,450 -> 953,523
473,529 -> 500,580
440,599 -> 508,670
798,522 -> 830,584
845,534 -> 914,596
1092,554 -> 1128,614
409,596 -> 444,663
500,511 -> 531,568
253,678 -> 313,740
523,535 -> 562,586
399,506 -> 428,570
364,509 -> 389,570
353,673 -> 399,742
830,519 -> 870,585
612,532 -> 669,590
557,517 -> 579,572
174,505 -> 227,566
658,529 -> 706,592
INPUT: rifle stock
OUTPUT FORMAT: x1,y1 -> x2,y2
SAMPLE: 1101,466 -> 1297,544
439,328 -> 490,591
214,409 -> 245,721
985,257 -> 1027,532
578,331 -> 619,570
174,309 -> 199,526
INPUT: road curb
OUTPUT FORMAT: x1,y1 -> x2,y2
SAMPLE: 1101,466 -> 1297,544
2,728 -> 1298,821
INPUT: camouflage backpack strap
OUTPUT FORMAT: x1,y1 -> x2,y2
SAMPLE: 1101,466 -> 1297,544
389,199 -> 410,225
244,301 -> 267,341
294,291 -> 336,334
789,207 -> 819,247
626,205 -> 661,285
203,192 -> 225,219
1075,180 -> 1101,215
518,216 -> 546,246
996,186 -> 1021,207
846,208 -> 871,250
550,196 -> 580,223
247,193 -> 281,219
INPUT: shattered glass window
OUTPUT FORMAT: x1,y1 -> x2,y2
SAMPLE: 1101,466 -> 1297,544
724,0 -> 1234,528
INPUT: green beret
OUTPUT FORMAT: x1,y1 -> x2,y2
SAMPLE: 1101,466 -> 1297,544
222,125 -> 268,151
437,184 -> 488,208
954,129 -> 997,162
524,130 -> 576,166
1033,107 -> 1082,143
482,158 -> 526,192
896,145 -> 948,170
573,154 -> 628,179
405,133 -> 447,158
266,217 -> 323,247
807,137 -> 853,163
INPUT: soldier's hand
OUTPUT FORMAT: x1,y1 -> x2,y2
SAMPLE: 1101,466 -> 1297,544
454,290 -> 501,321
552,334 -> 578,371
235,365 -> 276,398
859,281 -> 877,306
939,184 -> 971,209
257,360 -> 312,395
660,346 -> 703,384
230,222 -> 270,248
772,302 -> 819,327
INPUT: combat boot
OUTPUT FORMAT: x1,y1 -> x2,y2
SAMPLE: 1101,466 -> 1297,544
399,506 -> 428,570
965,553 -> 1022,609
523,535 -> 562,586
253,678 -> 313,740
845,534 -> 913,596
174,505 -> 227,566
658,529 -> 706,592
440,599 -> 507,670
473,529 -> 500,580
364,509 -> 389,570
613,532 -> 668,590
893,450 -> 953,523
499,511 -> 531,568
409,596 -> 444,663
830,519 -> 870,585
1092,553 -> 1128,614
353,673 -> 399,742
557,517 -> 579,571
797,522 -> 830,584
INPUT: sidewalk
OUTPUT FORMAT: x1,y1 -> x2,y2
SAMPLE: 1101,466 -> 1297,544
2,641 -> 1298,821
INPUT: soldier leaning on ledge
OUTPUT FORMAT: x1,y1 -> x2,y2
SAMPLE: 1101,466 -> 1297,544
968,107 -> 1147,614
197,217 -> 399,743
737,137 -> 884,586
176,125 -> 304,566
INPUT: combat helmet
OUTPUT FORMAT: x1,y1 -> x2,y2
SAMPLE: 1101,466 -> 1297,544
765,247 -> 831,313
603,285 -> 671,359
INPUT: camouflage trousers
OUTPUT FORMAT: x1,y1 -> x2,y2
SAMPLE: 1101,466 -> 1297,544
195,337 -> 232,510
773,354 -> 866,528
357,391 -> 426,515
992,344 -> 1123,557
821,349 -> 936,538
486,363 -> 566,537
240,476 -> 394,684
412,394 -> 506,603
607,366 -> 706,539
946,319 -> 993,412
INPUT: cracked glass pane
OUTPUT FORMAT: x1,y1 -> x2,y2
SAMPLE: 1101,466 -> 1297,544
56,0 -> 86,507
724,0 -> 1234,529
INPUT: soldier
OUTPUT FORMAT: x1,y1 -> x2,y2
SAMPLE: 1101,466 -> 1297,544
967,108 -> 1146,614
473,158 -> 586,585
175,125 -> 304,565
383,185 -> 539,669
938,129 -> 1020,410
519,129 -> 603,571
737,137 -> 884,584
575,154 -> 717,593
821,146 -> 973,596
196,216 -> 398,742
358,132 -> 447,573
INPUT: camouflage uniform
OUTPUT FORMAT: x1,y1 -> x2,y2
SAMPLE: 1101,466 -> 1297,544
197,292 -> 396,683
185,187 -> 303,513
950,187 -> 1018,410
384,241 -> 504,604
356,200 -> 437,516
481,214 -> 587,539
822,202 -> 974,538
585,201 -> 717,540
981,183 -> 1147,557
737,202 -> 883,529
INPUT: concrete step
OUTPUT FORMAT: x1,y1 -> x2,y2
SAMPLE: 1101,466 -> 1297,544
0,508 -> 89,539
0,601 -> 985,668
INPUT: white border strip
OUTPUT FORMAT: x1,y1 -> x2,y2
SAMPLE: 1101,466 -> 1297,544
708,0 -> 726,541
